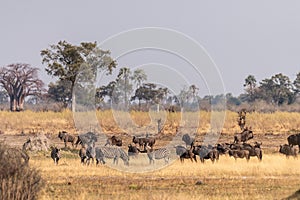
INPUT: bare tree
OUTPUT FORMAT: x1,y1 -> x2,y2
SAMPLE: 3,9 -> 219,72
0,63 -> 44,111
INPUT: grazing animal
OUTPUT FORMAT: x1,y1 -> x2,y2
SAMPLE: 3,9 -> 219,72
182,134 -> 195,147
175,145 -> 196,163
193,145 -> 219,163
95,147 -> 105,165
75,132 -> 97,147
105,135 -> 122,147
216,143 -> 230,155
51,147 -> 61,165
98,146 -> 129,166
228,149 -> 250,161
287,134 -> 300,152
128,144 -> 140,158
241,142 -> 262,161
234,127 -> 254,143
279,144 -> 297,158
79,146 -> 87,164
86,143 -> 96,165
58,131 -> 76,147
132,136 -> 156,150
146,146 -> 170,164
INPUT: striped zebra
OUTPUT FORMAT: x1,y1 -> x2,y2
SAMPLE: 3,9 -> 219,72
146,146 -> 170,164
97,146 -> 129,166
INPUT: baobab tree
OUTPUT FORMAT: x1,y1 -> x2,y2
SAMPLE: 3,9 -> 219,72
0,63 -> 44,111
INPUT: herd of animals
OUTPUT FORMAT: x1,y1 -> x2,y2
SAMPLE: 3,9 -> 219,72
48,128 -> 300,166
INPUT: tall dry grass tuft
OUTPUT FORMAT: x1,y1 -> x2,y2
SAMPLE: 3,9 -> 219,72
0,142 -> 44,200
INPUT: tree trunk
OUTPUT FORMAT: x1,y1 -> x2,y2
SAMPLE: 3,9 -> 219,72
19,95 -> 25,111
71,82 -> 76,112
9,96 -> 15,111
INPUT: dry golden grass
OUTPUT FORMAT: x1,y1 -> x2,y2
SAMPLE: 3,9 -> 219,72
30,152 -> 300,200
0,110 -> 299,136
1,110 -> 300,199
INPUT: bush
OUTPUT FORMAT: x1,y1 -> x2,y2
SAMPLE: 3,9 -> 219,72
0,143 -> 43,200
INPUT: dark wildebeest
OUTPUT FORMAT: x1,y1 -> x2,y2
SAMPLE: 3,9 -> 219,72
79,146 -> 87,164
175,145 -> 196,163
279,144 -> 298,158
128,144 -> 140,158
86,143 -> 96,165
58,131 -> 76,147
105,135 -> 122,147
182,134 -> 195,148
51,147 -> 61,165
95,147 -> 105,165
241,142 -> 262,161
228,149 -> 250,161
193,145 -> 219,163
216,143 -> 231,155
287,133 -> 300,153
75,132 -> 97,147
146,146 -> 170,164
233,127 -> 254,144
132,136 -> 156,151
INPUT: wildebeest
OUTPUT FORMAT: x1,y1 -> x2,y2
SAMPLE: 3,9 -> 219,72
75,132 -> 97,147
86,143 -> 96,165
128,144 -> 140,158
105,135 -> 122,147
181,134 -> 195,147
233,127 -> 254,143
228,149 -> 250,161
241,142 -> 262,161
175,145 -> 196,163
132,136 -> 156,150
51,147 -> 60,165
287,133 -> 300,152
193,145 -> 219,163
279,144 -> 297,158
58,131 -> 76,147
79,146 -> 87,164
146,146 -> 170,164
216,143 -> 231,155
95,147 -> 105,165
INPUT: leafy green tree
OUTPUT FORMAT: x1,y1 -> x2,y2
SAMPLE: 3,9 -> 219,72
47,80 -> 72,108
131,69 -> 147,89
259,73 -> 294,105
131,83 -> 168,111
293,72 -> 300,96
115,67 -> 133,109
95,81 -> 117,106
243,75 -> 257,102
41,41 -> 116,112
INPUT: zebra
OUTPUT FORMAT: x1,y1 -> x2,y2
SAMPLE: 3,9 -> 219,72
97,146 -> 129,166
146,146 -> 170,164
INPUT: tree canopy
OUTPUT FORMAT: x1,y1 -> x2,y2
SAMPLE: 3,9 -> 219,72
41,41 -> 116,111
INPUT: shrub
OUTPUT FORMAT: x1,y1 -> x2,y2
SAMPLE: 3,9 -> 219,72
0,143 -> 43,200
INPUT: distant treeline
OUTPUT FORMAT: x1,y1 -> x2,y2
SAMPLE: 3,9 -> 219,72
0,41 -> 299,113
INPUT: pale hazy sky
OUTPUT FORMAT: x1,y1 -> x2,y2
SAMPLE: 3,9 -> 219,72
0,1 -> 300,96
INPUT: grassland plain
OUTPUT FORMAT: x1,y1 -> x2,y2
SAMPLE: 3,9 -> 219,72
0,110 -> 299,135
32,153 -> 300,200
0,110 -> 300,199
